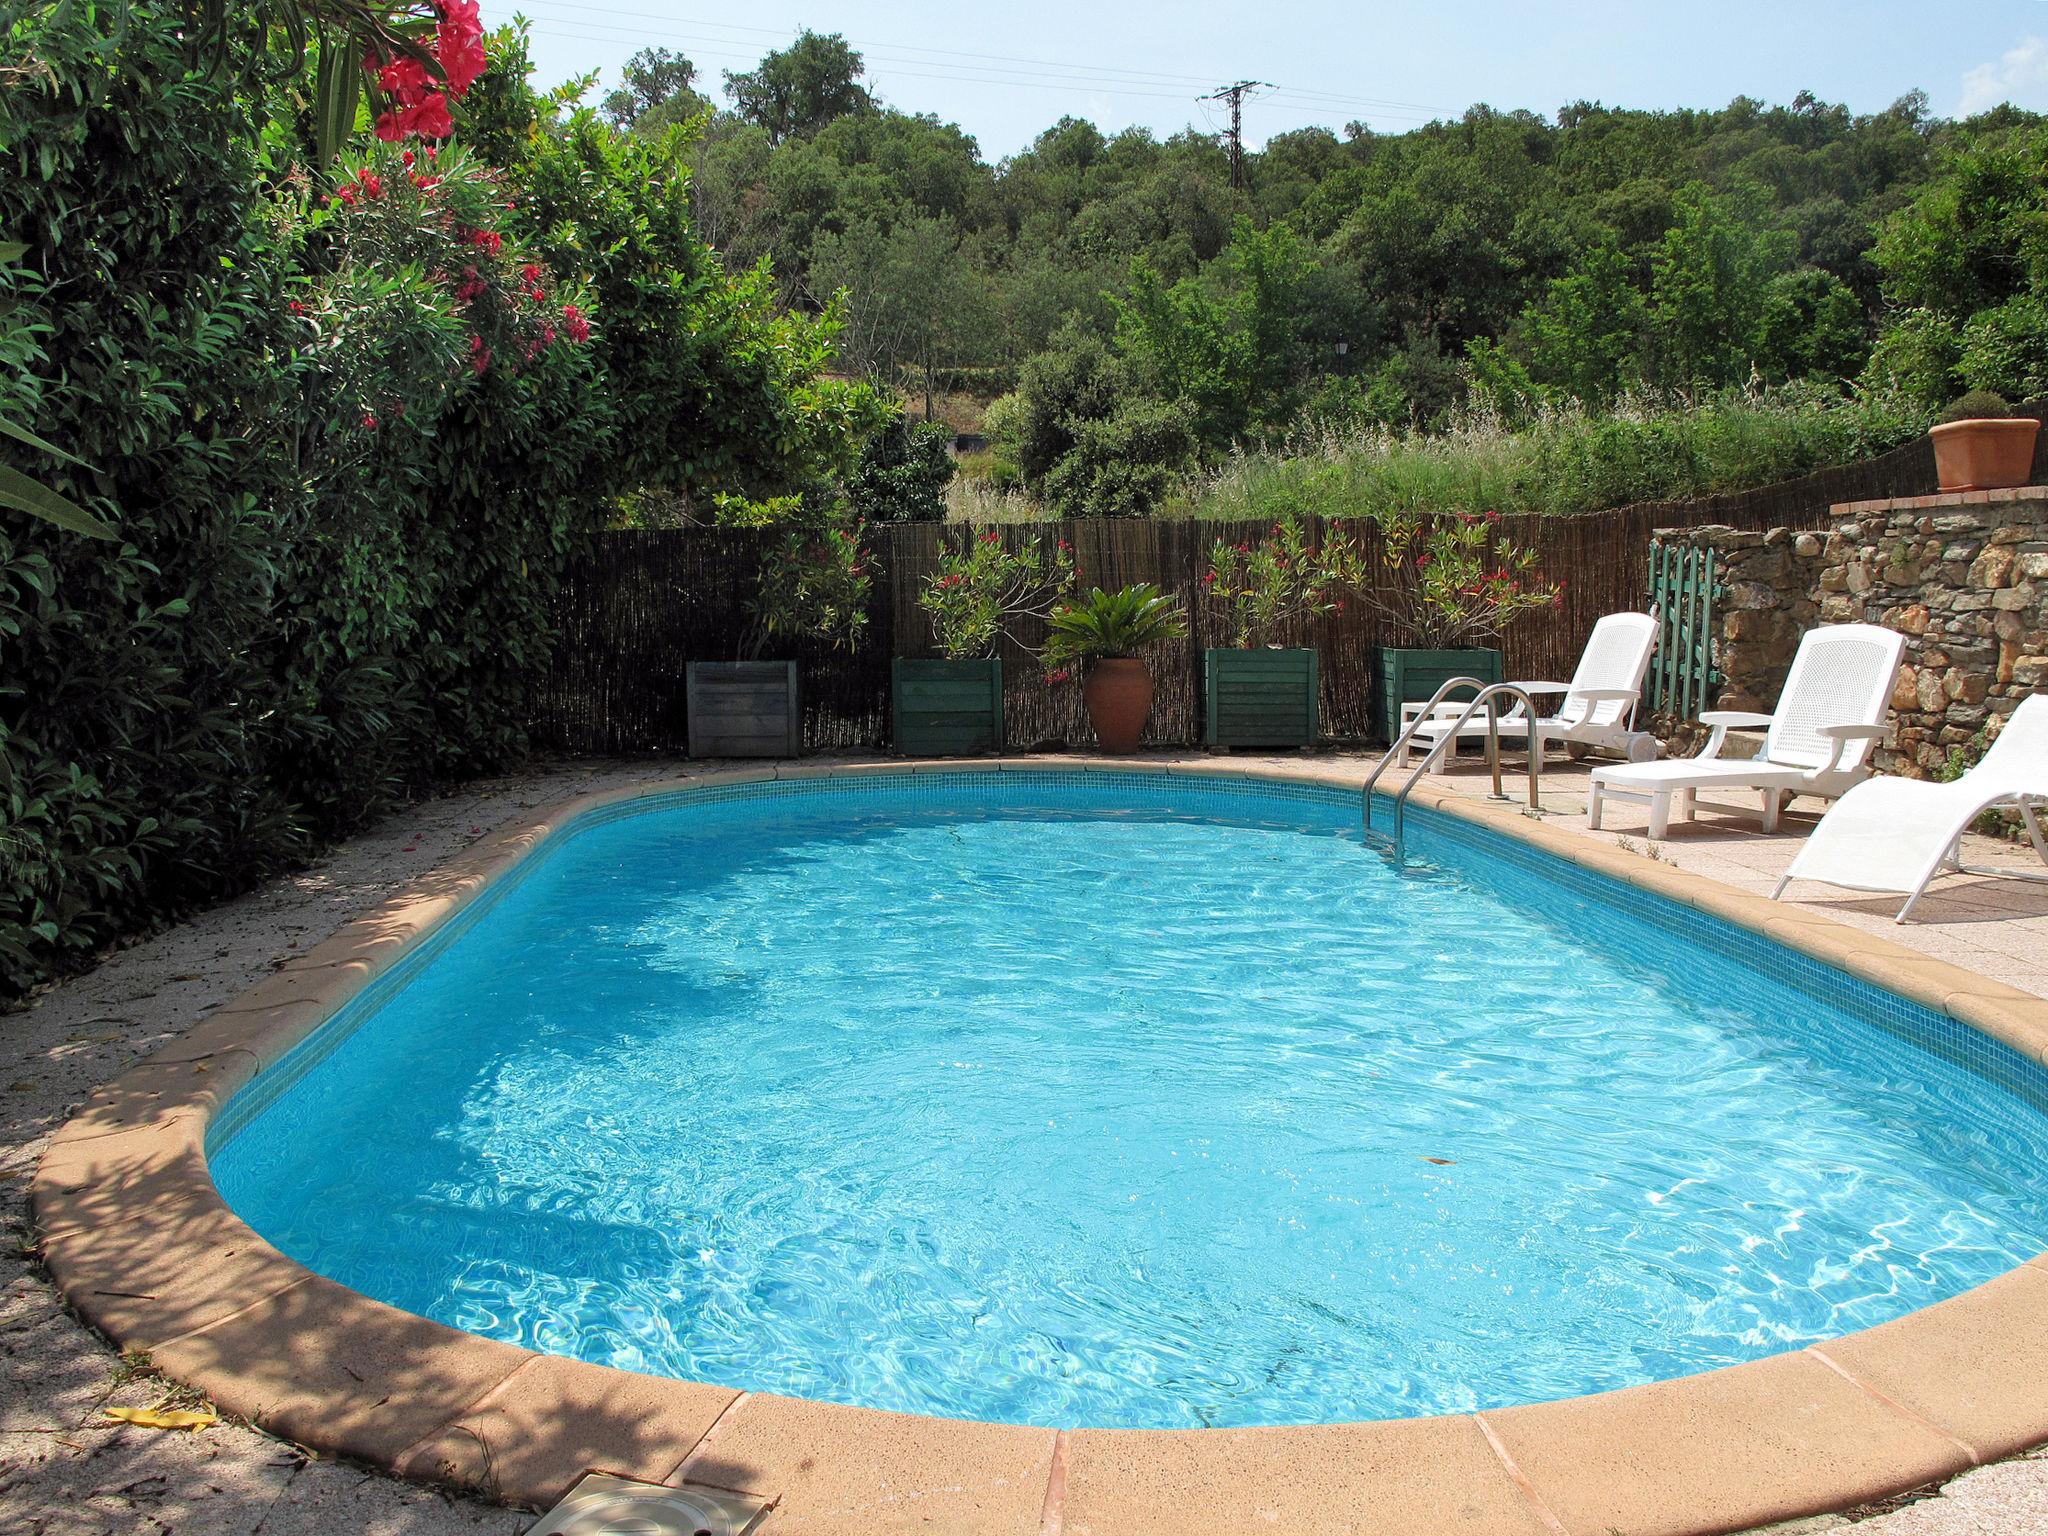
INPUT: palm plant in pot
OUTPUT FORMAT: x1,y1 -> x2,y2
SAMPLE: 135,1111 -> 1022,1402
901,529 -> 1076,755
1042,585 -> 1189,754
1200,513 -> 1369,748
1352,510 -> 1561,743
1930,391 -> 2040,492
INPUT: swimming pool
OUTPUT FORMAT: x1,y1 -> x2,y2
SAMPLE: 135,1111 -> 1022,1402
210,770 -> 2048,1432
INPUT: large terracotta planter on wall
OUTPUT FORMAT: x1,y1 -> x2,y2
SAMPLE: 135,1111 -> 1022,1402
1930,417 -> 2039,493
1082,657 -> 1154,753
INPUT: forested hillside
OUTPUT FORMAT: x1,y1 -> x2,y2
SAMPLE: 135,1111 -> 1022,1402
584,27 -> 2048,516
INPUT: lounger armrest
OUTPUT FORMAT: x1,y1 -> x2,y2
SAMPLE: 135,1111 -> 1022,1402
1697,709 -> 1773,761
1814,721 -> 1887,773
1569,688 -> 1640,703
1507,680 -> 1572,695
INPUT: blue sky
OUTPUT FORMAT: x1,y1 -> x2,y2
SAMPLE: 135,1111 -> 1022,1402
486,0 -> 2048,155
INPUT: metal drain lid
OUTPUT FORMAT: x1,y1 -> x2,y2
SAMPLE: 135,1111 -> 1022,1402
524,1471 -> 773,1536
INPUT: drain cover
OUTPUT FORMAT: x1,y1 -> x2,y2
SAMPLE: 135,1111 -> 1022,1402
524,1472 -> 772,1536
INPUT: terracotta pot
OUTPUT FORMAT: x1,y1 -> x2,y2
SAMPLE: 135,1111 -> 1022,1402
1930,417 -> 2039,493
1082,657 -> 1154,754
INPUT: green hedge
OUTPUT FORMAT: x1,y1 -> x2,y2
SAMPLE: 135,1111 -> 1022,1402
0,5 -> 862,996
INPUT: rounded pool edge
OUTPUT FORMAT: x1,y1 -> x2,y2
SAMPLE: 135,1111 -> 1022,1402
32,755 -> 2048,1536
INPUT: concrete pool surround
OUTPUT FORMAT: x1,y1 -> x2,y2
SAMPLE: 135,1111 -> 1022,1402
33,758 -> 2048,1536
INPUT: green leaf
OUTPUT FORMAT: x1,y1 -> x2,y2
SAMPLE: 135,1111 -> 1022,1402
0,466 -> 117,539
0,415 -> 92,469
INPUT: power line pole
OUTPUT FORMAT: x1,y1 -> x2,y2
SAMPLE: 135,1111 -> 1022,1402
1202,80 -> 1267,190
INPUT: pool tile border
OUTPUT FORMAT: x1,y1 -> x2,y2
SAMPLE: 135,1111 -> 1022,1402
31,756 -> 2048,1535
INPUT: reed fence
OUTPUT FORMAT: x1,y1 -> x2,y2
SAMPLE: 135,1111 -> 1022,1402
530,428 -> 1965,754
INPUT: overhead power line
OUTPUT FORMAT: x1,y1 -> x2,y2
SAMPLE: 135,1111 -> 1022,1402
502,0 -> 1447,123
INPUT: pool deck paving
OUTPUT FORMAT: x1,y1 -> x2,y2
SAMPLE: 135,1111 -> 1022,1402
4,749 -> 2047,1535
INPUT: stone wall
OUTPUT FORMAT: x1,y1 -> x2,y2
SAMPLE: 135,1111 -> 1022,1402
1660,487 -> 2048,776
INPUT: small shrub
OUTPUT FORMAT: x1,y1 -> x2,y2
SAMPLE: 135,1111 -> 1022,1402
919,530 -> 1075,659
1937,389 -> 2013,424
749,522 -> 872,657
1201,513 -> 1369,647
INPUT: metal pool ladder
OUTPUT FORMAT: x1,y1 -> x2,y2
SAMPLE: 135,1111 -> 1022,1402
1362,678 -> 1545,861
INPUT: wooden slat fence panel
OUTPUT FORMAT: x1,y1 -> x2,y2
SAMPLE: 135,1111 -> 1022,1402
531,428 -> 1958,753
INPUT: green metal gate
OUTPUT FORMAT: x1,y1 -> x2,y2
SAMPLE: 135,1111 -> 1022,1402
1647,540 -> 1719,718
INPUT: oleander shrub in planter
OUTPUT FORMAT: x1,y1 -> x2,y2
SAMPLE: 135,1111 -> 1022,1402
1353,511 -> 1562,742
1199,515 -> 1367,748
689,515 -> 872,758
898,529 -> 1075,754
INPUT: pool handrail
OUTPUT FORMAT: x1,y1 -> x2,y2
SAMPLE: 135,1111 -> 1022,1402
1365,679 -> 1546,859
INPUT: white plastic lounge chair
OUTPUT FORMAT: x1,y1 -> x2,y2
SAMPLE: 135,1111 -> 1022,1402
1395,611 -> 1662,770
1586,622 -> 1906,839
1773,693 -> 2048,922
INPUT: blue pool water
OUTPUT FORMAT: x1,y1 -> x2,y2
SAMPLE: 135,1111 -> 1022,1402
213,772 -> 2048,1429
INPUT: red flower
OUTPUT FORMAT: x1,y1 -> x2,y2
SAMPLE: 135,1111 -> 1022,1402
361,412 -> 378,430
1416,553 -> 1431,569
463,227 -> 503,256
436,0 -> 488,98
468,334 -> 491,375
354,168 -> 383,199
286,299 -> 307,316
561,303 -> 590,344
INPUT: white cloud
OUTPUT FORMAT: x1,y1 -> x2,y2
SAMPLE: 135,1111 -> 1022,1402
1958,35 -> 2048,115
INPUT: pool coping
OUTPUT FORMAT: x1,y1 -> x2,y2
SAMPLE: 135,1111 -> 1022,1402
31,755 -> 2048,1536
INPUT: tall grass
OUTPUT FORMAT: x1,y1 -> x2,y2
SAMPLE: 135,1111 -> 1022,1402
1164,384 -> 1935,523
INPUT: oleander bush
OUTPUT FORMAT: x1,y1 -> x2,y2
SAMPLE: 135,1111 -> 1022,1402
0,2 -> 870,996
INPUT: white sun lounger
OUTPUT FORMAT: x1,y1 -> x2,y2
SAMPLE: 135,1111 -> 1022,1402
1587,622 -> 1906,840
1773,693 -> 2048,921
1396,611 -> 1661,770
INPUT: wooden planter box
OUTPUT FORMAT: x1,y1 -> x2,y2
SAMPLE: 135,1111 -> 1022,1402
1204,647 -> 1319,748
893,657 -> 1004,755
686,660 -> 801,758
1377,646 -> 1503,743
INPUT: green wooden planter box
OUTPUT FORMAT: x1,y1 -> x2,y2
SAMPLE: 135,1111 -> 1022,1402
893,657 -> 1004,755
1204,647 -> 1319,748
1376,646 -> 1503,743
687,659 -> 801,758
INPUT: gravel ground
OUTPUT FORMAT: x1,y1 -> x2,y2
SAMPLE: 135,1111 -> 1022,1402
2,755 -> 2042,1535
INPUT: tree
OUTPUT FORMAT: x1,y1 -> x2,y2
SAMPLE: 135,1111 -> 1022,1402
1521,238 -> 1646,403
810,216 -> 992,416
601,47 -> 706,134
848,417 -> 956,523
724,30 -> 870,144
1646,183 -> 1797,387
1866,122 -> 2048,401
